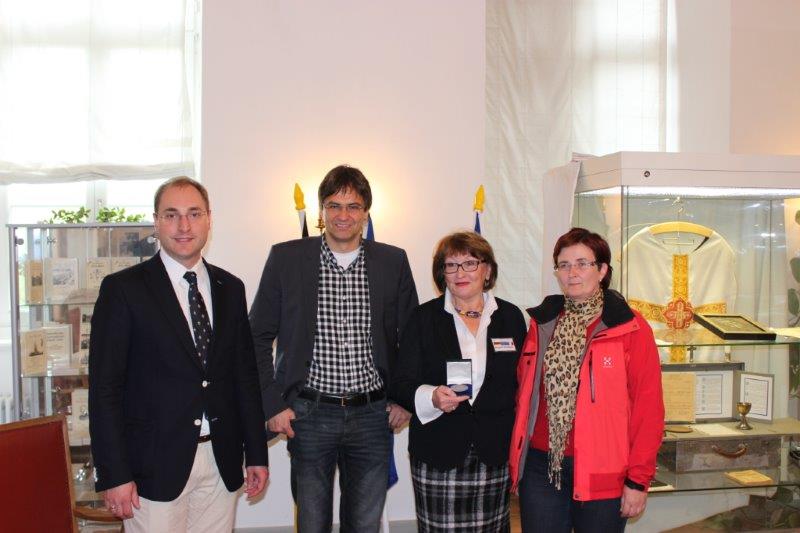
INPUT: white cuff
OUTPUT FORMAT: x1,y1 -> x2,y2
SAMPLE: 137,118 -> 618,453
414,384 -> 443,425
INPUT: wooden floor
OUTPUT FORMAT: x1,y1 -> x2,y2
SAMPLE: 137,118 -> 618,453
510,493 -> 521,532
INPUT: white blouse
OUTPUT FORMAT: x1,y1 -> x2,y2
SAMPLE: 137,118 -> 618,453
414,289 -> 498,425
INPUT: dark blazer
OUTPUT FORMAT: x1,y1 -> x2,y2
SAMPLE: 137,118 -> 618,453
249,236 -> 418,423
391,295 -> 527,469
89,255 -> 267,501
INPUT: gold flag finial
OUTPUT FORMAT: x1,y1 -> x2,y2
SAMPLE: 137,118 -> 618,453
294,183 -> 305,211
473,185 -> 485,212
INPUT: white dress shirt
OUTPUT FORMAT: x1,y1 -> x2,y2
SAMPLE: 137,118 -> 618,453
414,289 -> 498,425
160,250 -> 213,435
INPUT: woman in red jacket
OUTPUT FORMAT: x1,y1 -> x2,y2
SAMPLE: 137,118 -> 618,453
509,227 -> 664,532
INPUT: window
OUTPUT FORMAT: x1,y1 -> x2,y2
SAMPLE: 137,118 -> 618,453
0,0 -> 199,183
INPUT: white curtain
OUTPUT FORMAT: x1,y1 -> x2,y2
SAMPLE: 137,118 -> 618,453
485,0 -> 666,308
0,0 -> 197,184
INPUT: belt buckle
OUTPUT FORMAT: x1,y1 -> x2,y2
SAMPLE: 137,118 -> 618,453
340,396 -> 347,407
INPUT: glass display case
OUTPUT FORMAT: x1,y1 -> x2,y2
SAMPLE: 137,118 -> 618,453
7,223 -> 157,479
571,152 -> 800,495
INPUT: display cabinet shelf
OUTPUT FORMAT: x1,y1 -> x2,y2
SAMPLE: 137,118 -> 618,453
7,222 -> 158,489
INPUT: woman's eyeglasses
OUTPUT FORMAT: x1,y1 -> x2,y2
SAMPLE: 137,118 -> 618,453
444,260 -> 484,274
554,260 -> 598,273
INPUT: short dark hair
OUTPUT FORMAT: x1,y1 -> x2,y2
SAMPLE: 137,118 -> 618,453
552,227 -> 613,290
154,176 -> 210,213
432,231 -> 498,293
318,165 -> 372,210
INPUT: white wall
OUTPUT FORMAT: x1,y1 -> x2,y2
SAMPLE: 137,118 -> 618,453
666,0 -> 731,153
201,1 -> 485,528
730,0 -> 800,155
667,0 -> 800,157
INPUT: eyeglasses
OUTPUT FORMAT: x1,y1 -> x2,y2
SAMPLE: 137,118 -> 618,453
324,202 -> 365,214
554,260 -> 598,273
443,260 -> 484,274
157,210 -> 208,224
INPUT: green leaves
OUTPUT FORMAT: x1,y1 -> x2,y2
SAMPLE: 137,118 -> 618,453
96,207 -> 145,223
43,206 -> 145,224
792,257 -> 800,284
45,207 -> 91,223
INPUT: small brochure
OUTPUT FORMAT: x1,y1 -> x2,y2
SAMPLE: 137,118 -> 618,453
85,258 -> 111,290
44,257 -> 79,302
69,389 -> 90,441
25,259 -> 44,304
111,256 -> 140,273
724,470 -> 773,486
20,329 -> 46,375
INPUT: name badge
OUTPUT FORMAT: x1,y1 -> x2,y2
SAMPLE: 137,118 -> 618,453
492,338 -> 516,352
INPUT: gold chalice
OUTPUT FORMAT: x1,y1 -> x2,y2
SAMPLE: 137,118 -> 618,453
736,401 -> 753,430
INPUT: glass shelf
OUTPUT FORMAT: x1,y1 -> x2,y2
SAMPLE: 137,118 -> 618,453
653,464 -> 800,493
654,328 -> 800,348
19,300 -> 99,308
22,365 -> 89,378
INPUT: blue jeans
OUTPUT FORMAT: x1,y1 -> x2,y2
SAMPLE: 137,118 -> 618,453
518,448 -> 627,533
287,396 -> 391,533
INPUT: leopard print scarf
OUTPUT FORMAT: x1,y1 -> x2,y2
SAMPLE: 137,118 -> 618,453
543,289 -> 604,489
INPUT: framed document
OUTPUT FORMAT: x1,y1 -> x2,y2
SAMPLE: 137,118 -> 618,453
693,313 -> 776,341
662,363 -> 737,421
694,370 -> 734,420
735,371 -> 774,422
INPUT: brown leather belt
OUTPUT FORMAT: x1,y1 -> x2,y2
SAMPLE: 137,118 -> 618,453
298,388 -> 386,407
198,434 -> 212,443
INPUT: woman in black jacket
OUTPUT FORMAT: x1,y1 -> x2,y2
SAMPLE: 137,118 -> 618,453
392,231 -> 526,532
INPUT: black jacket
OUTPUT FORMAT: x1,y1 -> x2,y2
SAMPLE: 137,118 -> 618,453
391,295 -> 527,468
249,236 -> 419,428
89,255 -> 267,501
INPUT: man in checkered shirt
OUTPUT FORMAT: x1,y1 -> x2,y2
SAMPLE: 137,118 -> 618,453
250,165 -> 418,532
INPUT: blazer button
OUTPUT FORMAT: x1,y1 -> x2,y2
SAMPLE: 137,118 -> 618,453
194,419 -> 201,426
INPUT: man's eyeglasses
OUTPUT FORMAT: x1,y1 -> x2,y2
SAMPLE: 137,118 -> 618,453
554,260 -> 598,273
324,202 -> 365,214
443,260 -> 484,274
157,210 -> 208,224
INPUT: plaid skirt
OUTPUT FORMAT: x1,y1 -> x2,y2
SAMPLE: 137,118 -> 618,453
411,448 -> 511,532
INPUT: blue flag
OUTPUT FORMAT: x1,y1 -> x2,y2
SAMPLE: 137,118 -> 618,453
366,214 -> 375,241
364,215 -> 399,489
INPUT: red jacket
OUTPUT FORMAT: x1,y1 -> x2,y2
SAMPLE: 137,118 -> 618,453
509,290 -> 664,501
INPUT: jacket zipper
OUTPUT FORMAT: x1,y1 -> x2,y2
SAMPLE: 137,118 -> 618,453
588,354 -> 596,403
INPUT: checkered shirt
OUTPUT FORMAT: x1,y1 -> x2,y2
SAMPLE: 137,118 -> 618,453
306,238 -> 383,393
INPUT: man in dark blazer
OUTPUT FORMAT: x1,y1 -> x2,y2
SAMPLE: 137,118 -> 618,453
250,165 -> 418,532
89,177 -> 268,531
